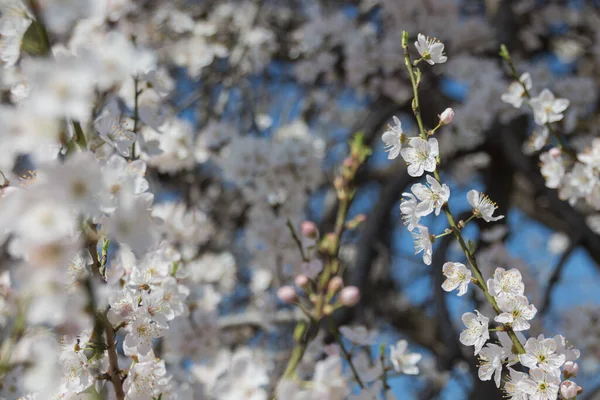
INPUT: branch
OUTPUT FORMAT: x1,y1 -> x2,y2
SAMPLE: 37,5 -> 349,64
104,316 -> 125,400
539,239 -> 578,316
498,119 -> 600,269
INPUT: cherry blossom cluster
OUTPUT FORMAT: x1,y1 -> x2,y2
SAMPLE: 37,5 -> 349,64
0,0 -> 598,398
0,0 -> 289,398
383,31 -> 583,400
499,51 -> 600,214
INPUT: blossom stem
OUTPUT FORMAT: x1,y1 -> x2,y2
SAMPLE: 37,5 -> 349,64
402,31 -> 426,141
435,230 -> 453,239
463,214 -> 476,225
331,324 -> 365,389
131,75 -> 140,160
379,344 -> 391,392
404,35 -> 526,355
100,238 -> 110,279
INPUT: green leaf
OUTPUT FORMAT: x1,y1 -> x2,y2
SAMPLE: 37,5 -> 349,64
20,20 -> 50,57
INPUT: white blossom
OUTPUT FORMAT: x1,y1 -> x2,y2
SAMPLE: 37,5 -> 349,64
495,294 -> 537,331
414,34 -> 448,65
400,137 -> 439,177
540,149 -> 565,189
339,325 -> 378,345
503,367 -> 529,400
399,192 -> 422,231
553,334 -> 580,363
441,262 -> 471,296
477,344 -> 504,388
460,310 -> 489,355
412,225 -> 433,265
467,190 -> 504,222
309,356 -> 350,399
529,126 -> 549,152
103,191 -> 157,257
410,174 -> 450,217
122,353 -> 170,400
95,113 -> 136,157
59,350 -> 92,393
519,334 -> 566,373
517,368 -> 560,400
123,309 -> 167,356
487,267 -> 524,299
381,116 -> 403,159
530,89 -> 570,125
389,340 -> 421,375
578,138 -> 600,169
38,151 -> 106,217
501,72 -> 532,108
211,348 -> 269,400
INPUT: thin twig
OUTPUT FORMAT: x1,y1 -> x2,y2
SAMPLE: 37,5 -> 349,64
286,219 -> 309,262
331,324 -> 364,389
539,238 -> 578,315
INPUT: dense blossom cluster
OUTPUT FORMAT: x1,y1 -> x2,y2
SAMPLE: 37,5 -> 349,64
0,0 -> 598,399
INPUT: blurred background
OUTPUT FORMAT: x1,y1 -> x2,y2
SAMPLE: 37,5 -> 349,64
152,0 -> 600,398
7,0 -> 600,399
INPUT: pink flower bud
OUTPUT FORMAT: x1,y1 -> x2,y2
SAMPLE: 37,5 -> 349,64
339,286 -> 360,307
295,274 -> 309,288
560,380 -> 578,399
301,221 -> 318,239
549,147 -> 561,158
563,361 -> 579,378
324,343 -> 340,356
328,276 -> 343,293
438,108 -> 454,125
277,286 -> 297,304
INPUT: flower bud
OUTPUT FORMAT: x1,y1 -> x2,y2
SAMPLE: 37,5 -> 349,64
324,343 -> 340,356
334,177 -> 344,190
563,361 -> 579,378
549,147 -> 561,158
301,221 -> 318,239
328,276 -> 343,293
295,274 -> 309,289
277,286 -> 297,304
560,380 -> 578,399
339,286 -> 360,306
438,108 -> 454,125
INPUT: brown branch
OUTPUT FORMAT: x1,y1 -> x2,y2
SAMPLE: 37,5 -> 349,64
104,317 -> 125,400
